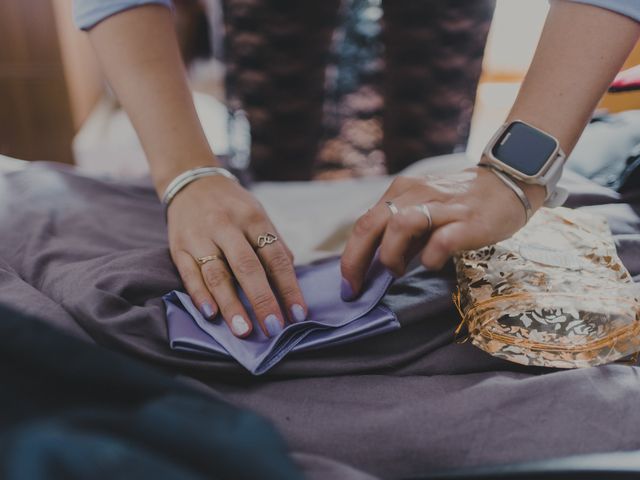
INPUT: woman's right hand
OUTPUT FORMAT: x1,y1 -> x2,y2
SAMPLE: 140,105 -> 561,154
86,6 -> 306,338
166,175 -> 307,338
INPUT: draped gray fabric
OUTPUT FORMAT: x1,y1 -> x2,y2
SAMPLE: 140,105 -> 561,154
1,162 -> 640,479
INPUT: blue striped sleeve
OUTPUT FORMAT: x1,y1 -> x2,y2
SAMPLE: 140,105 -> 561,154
73,0 -> 173,30
566,0 -> 640,22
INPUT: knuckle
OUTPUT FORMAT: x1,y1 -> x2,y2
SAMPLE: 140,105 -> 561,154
389,175 -> 417,193
234,253 -> 261,276
431,231 -> 454,256
458,204 -> 474,221
265,250 -> 292,275
378,248 -> 398,269
170,248 -> 184,262
478,223 -> 493,240
471,217 -> 492,239
245,208 -> 265,225
278,285 -> 299,301
203,210 -> 230,228
388,213 -> 410,232
237,201 -> 265,224
179,269 -> 200,288
460,201 -> 473,216
179,227 -> 201,241
216,299 -> 241,318
390,176 -> 409,190
189,289 -> 211,305
392,212 -> 422,235
202,265 -> 231,289
353,211 -> 376,236
421,254 -> 438,271
340,257 -> 359,279
250,290 -> 277,313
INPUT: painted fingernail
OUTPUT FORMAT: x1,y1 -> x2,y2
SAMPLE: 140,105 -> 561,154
341,277 -> 355,301
291,304 -> 306,322
265,314 -> 283,337
231,315 -> 250,337
200,302 -> 215,319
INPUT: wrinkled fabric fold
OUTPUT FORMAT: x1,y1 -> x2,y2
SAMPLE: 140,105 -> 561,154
2,158 -> 640,479
164,258 -> 398,374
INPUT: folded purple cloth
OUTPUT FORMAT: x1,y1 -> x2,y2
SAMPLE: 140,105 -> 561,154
164,258 -> 398,374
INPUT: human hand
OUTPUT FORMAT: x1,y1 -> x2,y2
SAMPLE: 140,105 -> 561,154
340,166 -> 546,299
167,175 -> 307,338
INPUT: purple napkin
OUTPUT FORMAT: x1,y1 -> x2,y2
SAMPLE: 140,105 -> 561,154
163,258 -> 398,374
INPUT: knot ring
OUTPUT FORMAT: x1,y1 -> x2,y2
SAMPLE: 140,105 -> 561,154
196,254 -> 225,266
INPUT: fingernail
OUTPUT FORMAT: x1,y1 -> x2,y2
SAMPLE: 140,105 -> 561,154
265,314 -> 283,337
291,304 -> 306,322
231,315 -> 250,337
200,302 -> 215,319
341,277 -> 355,301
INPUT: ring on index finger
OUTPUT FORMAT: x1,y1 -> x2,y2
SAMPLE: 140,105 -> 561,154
385,200 -> 399,215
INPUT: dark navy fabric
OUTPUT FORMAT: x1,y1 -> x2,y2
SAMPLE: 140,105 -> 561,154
0,304 -> 302,480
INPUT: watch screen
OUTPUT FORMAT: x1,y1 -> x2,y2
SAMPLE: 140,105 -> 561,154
491,121 -> 558,176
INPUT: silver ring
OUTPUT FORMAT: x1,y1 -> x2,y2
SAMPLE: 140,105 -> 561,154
414,203 -> 433,232
256,232 -> 279,249
385,200 -> 399,215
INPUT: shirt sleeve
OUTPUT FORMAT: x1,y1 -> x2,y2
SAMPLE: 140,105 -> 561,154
73,0 -> 173,30
565,0 -> 640,22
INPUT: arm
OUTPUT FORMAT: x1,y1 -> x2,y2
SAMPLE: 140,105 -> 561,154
495,0 -> 640,210
88,4 -> 216,192
341,0 -> 640,296
87,5 -> 307,336
508,0 -> 640,164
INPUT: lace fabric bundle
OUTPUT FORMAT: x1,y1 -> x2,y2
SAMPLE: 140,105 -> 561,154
454,207 -> 640,369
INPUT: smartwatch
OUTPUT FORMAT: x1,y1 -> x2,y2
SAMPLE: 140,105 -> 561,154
480,120 -> 568,207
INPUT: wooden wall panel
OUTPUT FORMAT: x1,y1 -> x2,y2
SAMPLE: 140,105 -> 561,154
52,0 -> 102,130
0,0 -> 75,163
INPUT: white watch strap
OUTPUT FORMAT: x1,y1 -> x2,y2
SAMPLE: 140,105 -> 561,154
541,154 -> 569,207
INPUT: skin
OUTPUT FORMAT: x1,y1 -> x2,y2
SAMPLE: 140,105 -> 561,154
87,2 -> 640,324
341,0 -> 640,297
88,6 -> 307,338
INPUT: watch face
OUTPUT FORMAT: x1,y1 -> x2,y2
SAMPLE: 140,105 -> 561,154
491,121 -> 558,176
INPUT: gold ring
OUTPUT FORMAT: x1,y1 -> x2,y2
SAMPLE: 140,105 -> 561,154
385,200 -> 399,215
414,203 -> 433,231
196,254 -> 225,266
256,232 -> 278,249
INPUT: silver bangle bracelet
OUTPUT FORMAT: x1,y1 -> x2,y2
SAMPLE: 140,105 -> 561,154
480,165 -> 533,223
161,166 -> 238,209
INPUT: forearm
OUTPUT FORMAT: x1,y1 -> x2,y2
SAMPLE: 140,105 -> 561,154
488,0 -> 640,207
507,0 -> 640,154
88,5 -> 218,194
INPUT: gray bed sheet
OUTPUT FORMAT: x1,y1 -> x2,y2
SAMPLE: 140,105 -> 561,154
0,160 -> 639,479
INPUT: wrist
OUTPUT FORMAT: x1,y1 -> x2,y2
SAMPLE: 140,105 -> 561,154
517,180 -> 546,211
477,163 -> 547,227
480,119 -> 567,211
160,166 -> 239,221
151,155 -> 222,196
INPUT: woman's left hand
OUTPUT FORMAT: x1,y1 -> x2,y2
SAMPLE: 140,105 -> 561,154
340,165 -> 546,299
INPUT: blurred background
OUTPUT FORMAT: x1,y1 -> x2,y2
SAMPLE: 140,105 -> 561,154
2,0 -> 640,180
